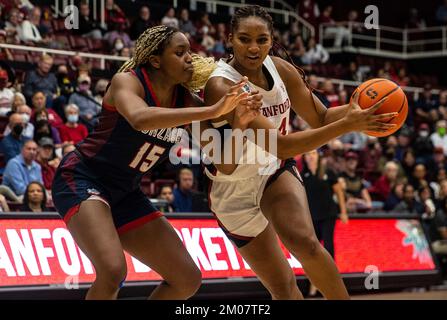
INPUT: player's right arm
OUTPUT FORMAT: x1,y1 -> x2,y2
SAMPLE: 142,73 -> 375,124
106,72 -> 252,131
205,77 -> 397,161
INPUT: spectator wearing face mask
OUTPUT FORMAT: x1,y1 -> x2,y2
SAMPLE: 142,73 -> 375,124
430,120 -> 447,156
68,74 -> 102,130
0,69 -> 14,116
57,104 -> 88,144
33,110 -> 62,148
31,91 -> 63,128
0,112 -> 30,162
3,104 -> 34,140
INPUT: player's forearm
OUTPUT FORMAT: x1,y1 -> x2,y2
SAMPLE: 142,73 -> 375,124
277,118 -> 351,159
133,105 -> 218,131
322,104 -> 350,126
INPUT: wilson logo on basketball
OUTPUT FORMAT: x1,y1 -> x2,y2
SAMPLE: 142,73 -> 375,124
366,88 -> 378,99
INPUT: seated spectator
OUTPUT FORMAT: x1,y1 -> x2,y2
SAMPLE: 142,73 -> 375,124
419,185 -> 437,219
19,7 -> 48,45
413,123 -> 433,164
430,169 -> 447,200
384,179 -> 406,211
62,142 -> 76,157
431,198 -> 447,255
33,113 -> 62,148
0,69 -> 14,115
158,184 -> 175,213
430,120 -> 447,156
74,1 -> 104,40
392,67 -> 410,87
20,181 -> 47,212
396,126 -> 413,161
369,161 -> 399,202
12,92 -> 26,110
324,139 -> 347,175
0,112 -> 29,162
392,184 -> 425,214
58,104 -> 88,144
0,30 -> 13,61
55,64 -> 75,103
35,137 -> 58,190
429,147 -> 447,177
161,7 -> 179,29
2,140 -> 42,197
289,35 -> 306,65
339,131 -> 367,151
358,136 -> 382,182
104,0 -> 128,30
318,5 -> 350,47
438,90 -> 447,120
31,91 -> 63,128
173,167 -> 194,212
93,79 -> 109,105
3,104 -> 33,140
23,54 -> 59,105
410,163 -> 433,195
341,152 -> 372,212
296,0 -> 319,27
195,12 -> 215,37
4,8 -> 21,44
130,5 -> 155,40
104,22 -> 132,49
322,79 -> 340,107
415,84 -> 439,124
401,149 -> 416,179
302,37 -> 329,65
68,74 -> 102,129
178,8 -> 196,37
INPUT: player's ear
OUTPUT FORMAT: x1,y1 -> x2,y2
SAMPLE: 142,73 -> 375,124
148,55 -> 161,70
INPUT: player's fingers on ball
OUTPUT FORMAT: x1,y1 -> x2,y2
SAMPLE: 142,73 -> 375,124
369,97 -> 388,113
352,90 -> 360,103
374,112 -> 399,120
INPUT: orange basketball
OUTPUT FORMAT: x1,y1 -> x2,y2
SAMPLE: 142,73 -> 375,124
350,78 -> 408,137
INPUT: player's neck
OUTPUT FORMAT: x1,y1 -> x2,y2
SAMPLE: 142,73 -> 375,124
230,59 -> 264,84
146,70 -> 176,106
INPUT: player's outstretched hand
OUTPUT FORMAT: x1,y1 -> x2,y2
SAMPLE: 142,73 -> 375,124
211,76 -> 253,118
233,90 -> 263,128
343,91 -> 398,133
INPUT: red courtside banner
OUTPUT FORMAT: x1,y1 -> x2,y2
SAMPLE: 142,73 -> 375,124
0,218 -> 436,287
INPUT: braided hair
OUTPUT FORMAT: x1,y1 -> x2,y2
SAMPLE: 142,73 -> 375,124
118,25 -> 216,91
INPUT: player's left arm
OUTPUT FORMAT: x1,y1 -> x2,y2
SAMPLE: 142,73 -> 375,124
273,56 -> 350,128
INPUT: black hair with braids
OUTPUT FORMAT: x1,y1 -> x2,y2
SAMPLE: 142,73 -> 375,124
119,25 -> 216,91
229,5 -> 312,91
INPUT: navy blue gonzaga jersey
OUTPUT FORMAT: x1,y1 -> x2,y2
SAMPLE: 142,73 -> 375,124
76,66 -> 189,190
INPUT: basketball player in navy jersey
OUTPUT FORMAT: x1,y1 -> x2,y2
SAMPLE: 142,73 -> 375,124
51,26 -> 260,300
203,6 -> 397,299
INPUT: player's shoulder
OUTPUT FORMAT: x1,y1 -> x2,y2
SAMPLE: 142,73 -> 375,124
270,56 -> 298,76
108,71 -> 144,98
270,55 -> 305,86
204,76 -> 234,103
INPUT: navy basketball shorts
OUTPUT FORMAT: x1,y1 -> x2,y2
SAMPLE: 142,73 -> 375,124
52,151 -> 163,235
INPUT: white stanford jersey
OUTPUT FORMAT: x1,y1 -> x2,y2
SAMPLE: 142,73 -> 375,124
204,55 -> 291,182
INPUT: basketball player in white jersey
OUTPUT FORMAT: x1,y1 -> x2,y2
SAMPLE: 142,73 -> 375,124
202,6 -> 397,299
